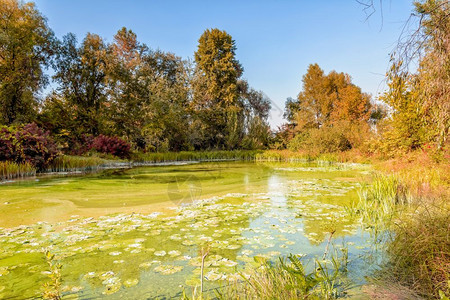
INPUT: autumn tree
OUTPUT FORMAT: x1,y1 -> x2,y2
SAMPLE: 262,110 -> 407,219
415,0 -> 449,149
379,0 -> 449,152
191,28 -> 243,149
292,64 -> 371,131
0,0 -> 54,124
285,64 -> 373,151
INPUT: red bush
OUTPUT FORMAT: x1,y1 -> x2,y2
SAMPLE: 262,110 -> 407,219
68,134 -> 95,155
0,123 -> 58,170
91,135 -> 131,158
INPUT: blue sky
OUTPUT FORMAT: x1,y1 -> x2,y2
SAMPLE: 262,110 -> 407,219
33,0 -> 414,128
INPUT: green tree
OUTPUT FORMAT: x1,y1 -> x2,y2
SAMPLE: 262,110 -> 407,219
0,0 -> 54,124
140,50 -> 191,151
238,80 -> 271,149
53,33 -> 109,137
191,28 -> 243,149
379,63 -> 426,151
106,27 -> 147,144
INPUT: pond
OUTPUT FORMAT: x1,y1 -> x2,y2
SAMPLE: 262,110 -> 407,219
0,161 -> 381,299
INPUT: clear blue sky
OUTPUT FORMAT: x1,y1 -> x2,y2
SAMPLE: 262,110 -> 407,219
33,0 -> 414,128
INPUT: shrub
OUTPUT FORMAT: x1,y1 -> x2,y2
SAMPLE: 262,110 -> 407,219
0,123 -> 58,171
288,127 -> 351,154
67,134 -> 95,156
287,131 -> 310,152
91,135 -> 131,159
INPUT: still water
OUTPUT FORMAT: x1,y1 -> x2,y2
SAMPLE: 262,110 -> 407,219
0,161 -> 381,299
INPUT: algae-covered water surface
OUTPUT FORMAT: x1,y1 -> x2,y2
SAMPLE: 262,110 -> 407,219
0,161 -> 380,299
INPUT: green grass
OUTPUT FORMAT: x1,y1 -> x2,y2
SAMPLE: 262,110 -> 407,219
47,155 -> 117,172
349,174 -> 412,229
131,150 -> 262,162
214,250 -> 349,300
0,161 -> 36,180
255,150 -> 340,163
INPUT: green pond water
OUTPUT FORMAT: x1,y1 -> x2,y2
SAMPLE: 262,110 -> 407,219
0,161 -> 382,299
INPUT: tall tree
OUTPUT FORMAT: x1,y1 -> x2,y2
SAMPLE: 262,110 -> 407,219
238,80 -> 271,149
293,64 -> 371,131
295,64 -> 327,129
0,0 -> 54,124
106,27 -> 191,151
191,28 -> 243,149
53,33 -> 108,136
380,0 -> 449,151
140,50 -> 191,151
414,0 -> 449,149
106,27 -> 147,143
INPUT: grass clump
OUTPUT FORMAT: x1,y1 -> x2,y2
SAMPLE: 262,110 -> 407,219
216,251 -> 349,300
0,161 -> 36,180
351,174 -> 412,228
385,206 -> 450,298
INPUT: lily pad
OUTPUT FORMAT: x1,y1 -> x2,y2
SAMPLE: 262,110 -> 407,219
168,250 -> 181,257
123,278 -> 139,287
154,265 -> 183,275
154,250 -> 166,256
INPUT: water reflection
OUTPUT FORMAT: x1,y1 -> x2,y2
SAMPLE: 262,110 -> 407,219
267,174 -> 287,207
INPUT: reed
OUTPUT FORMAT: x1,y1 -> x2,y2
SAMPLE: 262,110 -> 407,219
351,171 -> 449,298
350,174 -> 413,229
47,155 -> 112,172
0,161 -> 36,180
383,205 -> 450,298
131,150 -> 262,163
216,250 -> 349,300
255,150 -> 340,163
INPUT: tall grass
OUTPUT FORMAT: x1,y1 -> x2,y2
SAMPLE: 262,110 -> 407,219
47,155 -> 113,172
216,251 -> 349,300
255,150 -> 339,163
0,161 -> 36,180
385,207 -> 450,298
350,172 -> 449,298
350,174 -> 412,229
376,151 -> 449,201
131,150 -> 262,163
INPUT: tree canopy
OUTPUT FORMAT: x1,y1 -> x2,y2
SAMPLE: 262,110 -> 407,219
0,0 -> 54,124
